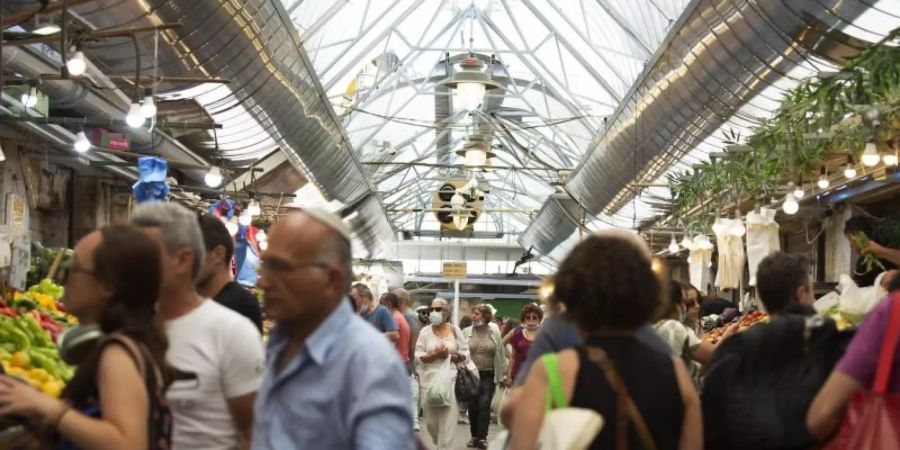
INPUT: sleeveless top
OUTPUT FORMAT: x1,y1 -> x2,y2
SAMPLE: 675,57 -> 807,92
570,336 -> 684,450
59,336 -> 172,450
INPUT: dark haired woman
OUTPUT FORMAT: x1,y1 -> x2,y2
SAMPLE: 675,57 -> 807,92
462,305 -> 506,448
509,230 -> 701,450
0,225 -> 171,449
504,304 -> 543,384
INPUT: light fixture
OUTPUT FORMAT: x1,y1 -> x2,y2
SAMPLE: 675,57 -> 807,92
882,150 -> 898,166
247,199 -> 261,216
125,103 -> 145,128
445,56 -> 497,112
680,234 -> 693,250
456,137 -> 495,168
139,89 -> 156,119
792,182 -> 805,200
32,15 -> 60,35
66,50 -> 86,76
712,217 -> 727,235
20,85 -> 38,108
861,141 -> 880,167
843,162 -> 857,179
204,166 -> 224,188
668,234 -> 680,254
73,131 -> 91,153
817,168 -> 830,189
782,193 -> 799,215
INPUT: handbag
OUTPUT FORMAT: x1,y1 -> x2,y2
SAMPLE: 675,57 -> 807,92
453,326 -> 481,402
824,295 -> 900,450
489,353 -> 603,450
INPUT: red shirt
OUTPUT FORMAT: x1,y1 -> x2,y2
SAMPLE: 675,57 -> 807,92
392,311 -> 410,363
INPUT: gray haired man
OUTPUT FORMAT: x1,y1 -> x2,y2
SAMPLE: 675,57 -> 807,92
131,202 -> 264,450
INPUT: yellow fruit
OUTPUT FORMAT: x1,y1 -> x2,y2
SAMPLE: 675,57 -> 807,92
9,351 -> 30,370
6,367 -> 25,378
41,380 -> 63,398
29,368 -> 49,383
25,377 -> 42,389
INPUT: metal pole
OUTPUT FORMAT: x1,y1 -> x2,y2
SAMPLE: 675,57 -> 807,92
453,279 -> 460,327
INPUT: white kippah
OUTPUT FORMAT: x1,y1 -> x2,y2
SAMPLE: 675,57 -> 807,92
302,207 -> 353,243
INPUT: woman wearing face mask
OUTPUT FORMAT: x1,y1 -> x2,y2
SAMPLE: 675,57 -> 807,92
415,298 -> 470,449
504,304 -> 543,385
461,305 -> 506,449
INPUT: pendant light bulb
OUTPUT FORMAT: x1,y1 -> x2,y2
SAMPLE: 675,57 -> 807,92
73,131 -> 91,153
792,185 -> 805,199
456,82 -> 486,111
21,87 -> 38,108
782,193 -> 799,215
139,94 -> 156,119
204,166 -> 223,188
843,163 -> 857,179
668,235 -> 680,254
817,175 -> 830,190
883,152 -> 898,166
66,51 -> 87,76
861,142 -> 880,167
125,103 -> 145,128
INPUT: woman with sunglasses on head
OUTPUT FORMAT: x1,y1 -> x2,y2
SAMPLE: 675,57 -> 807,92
504,304 -> 543,385
0,225 -> 171,450
415,298 -> 470,449
678,281 -> 703,336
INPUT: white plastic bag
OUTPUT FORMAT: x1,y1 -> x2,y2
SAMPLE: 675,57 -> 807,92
492,385 -> 510,428
424,359 -> 453,407
838,273 -> 888,320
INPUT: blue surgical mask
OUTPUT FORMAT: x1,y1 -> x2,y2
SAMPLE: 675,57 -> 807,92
429,311 -> 444,326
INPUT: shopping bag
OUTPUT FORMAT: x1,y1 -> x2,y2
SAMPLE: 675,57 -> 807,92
492,385 -> 510,427
424,358 -> 454,407
824,295 -> 900,450
455,361 -> 480,402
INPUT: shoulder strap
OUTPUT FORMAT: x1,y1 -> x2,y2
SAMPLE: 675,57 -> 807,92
874,294 -> 900,394
102,334 -> 165,449
587,347 -> 657,450
542,353 -> 568,411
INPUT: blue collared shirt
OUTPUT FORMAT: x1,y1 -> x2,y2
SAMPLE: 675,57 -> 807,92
252,300 -> 414,450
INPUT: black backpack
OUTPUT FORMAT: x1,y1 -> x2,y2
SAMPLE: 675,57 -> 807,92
702,314 -> 853,450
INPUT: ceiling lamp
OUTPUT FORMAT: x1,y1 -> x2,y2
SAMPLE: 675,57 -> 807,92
456,137 -> 496,168
445,56 -> 498,111
125,103 -> 145,128
66,50 -> 87,76
817,168 -> 830,189
73,131 -> 91,153
861,141 -> 880,167
883,150 -> 898,166
20,85 -> 39,108
782,193 -> 799,215
139,89 -> 157,119
205,166 -> 224,188
844,162 -> 857,179
33,15 -> 60,35
791,182 -> 805,200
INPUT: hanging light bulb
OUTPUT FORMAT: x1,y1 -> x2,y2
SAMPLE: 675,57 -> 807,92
247,199 -> 261,216
883,151 -> 898,166
20,86 -> 38,108
456,82 -> 486,111
792,183 -> 805,199
205,166 -> 223,187
66,50 -> 86,76
680,234 -> 693,250
712,217 -> 727,235
125,103 -> 145,128
861,142 -> 880,167
668,234 -> 680,254
817,173 -> 830,189
843,163 -> 857,179
73,131 -> 91,153
139,90 -> 157,119
782,193 -> 799,215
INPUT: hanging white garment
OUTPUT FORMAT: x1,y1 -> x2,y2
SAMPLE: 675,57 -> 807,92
715,218 -> 746,290
745,208 -> 781,286
689,235 -> 714,294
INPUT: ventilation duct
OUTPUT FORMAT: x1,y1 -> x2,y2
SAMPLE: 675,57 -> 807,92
521,0 -> 873,255
56,0 -> 394,255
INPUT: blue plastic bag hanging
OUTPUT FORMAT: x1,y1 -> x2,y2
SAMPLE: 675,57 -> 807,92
132,157 -> 170,203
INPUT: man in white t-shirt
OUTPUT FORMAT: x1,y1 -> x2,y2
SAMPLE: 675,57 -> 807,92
132,202 -> 264,450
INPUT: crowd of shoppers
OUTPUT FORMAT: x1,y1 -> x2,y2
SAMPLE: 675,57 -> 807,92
0,201 -> 897,450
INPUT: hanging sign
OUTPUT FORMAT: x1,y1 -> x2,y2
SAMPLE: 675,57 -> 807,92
6,193 -> 28,239
442,262 -> 467,279
9,236 -> 30,291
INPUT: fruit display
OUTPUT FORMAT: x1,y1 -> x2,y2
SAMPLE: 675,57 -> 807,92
26,244 -> 73,289
703,311 -> 769,344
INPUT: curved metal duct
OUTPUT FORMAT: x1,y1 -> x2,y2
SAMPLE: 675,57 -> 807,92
517,194 -> 584,255
58,0 -> 393,254
521,0 -> 873,254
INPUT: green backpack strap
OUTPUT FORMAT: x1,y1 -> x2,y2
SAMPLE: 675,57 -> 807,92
542,353 -> 568,411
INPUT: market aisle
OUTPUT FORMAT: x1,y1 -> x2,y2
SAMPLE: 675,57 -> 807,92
417,423 -> 502,449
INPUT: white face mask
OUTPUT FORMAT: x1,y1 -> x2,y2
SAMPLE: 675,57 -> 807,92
524,323 -> 539,331
429,311 -> 444,326
475,320 -> 486,327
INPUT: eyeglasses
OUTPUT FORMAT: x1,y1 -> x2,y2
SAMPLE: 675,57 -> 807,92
258,258 -> 331,275
524,314 -> 540,320
58,262 -> 94,285
430,307 -> 444,312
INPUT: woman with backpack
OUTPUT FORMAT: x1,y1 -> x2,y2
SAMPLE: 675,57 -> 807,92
508,230 -> 702,450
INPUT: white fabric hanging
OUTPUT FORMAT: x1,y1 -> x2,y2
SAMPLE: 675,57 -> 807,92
745,207 -> 781,286
715,218 -> 746,290
689,235 -> 714,294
